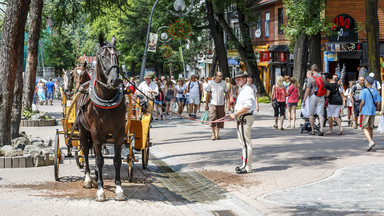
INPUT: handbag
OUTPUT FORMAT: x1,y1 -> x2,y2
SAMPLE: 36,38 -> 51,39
272,85 -> 280,108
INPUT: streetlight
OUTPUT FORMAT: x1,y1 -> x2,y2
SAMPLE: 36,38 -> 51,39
139,0 -> 194,83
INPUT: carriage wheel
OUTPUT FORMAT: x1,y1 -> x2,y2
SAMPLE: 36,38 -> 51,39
75,146 -> 84,169
54,129 -> 60,181
128,134 -> 135,182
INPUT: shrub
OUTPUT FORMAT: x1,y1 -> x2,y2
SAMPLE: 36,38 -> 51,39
258,96 -> 271,104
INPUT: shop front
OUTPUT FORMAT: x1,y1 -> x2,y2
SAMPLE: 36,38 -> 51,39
269,45 -> 293,90
254,44 -> 271,95
323,14 -> 367,84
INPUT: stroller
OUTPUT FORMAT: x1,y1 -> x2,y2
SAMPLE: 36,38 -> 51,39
299,98 -> 320,133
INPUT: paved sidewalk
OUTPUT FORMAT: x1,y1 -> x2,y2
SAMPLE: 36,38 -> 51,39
1,101 -> 384,215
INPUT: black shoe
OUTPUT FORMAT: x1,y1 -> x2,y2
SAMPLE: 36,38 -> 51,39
235,166 -> 241,172
236,168 -> 248,174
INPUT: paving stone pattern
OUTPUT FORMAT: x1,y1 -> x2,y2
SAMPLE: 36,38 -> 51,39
263,163 -> 384,213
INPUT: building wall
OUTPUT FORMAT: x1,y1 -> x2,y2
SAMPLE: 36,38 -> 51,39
326,0 -> 384,42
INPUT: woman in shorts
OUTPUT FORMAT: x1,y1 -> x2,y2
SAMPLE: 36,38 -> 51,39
325,78 -> 345,135
286,77 -> 300,128
175,79 -> 186,118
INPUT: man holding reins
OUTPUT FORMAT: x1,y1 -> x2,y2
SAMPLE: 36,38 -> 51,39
137,74 -> 158,98
230,70 -> 258,174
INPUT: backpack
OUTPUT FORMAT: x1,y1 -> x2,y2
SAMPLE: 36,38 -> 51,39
312,75 -> 326,97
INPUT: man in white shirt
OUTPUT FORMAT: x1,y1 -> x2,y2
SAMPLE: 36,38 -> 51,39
369,73 -> 382,97
187,75 -> 202,118
136,74 -> 158,99
230,70 -> 256,174
206,72 -> 228,140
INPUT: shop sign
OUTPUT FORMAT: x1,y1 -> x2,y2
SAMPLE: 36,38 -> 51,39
325,42 -> 362,52
327,52 -> 338,62
259,51 -> 270,62
280,52 -> 285,62
329,14 -> 357,42
228,58 -> 240,65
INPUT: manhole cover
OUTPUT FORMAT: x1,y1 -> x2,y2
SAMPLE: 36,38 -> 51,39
211,210 -> 237,216
302,156 -> 337,161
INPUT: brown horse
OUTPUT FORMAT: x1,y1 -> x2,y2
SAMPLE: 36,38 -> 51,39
76,34 -> 125,201
73,61 -> 91,91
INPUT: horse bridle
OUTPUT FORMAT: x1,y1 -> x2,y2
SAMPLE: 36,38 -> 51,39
95,44 -> 120,89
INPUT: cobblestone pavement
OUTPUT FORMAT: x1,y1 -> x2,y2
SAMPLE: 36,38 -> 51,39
260,163 -> 384,214
2,101 -> 384,215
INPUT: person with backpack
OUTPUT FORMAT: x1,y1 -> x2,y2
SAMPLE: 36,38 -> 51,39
359,76 -> 382,151
349,76 -> 365,129
302,65 -> 326,136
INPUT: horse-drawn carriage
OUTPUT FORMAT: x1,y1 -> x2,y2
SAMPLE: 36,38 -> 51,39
54,35 -> 153,201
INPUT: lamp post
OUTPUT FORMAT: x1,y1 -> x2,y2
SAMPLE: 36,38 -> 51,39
139,0 -> 194,82
139,0 -> 160,83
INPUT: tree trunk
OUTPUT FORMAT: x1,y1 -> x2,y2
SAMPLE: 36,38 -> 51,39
293,34 -> 309,95
206,1 -> 230,78
209,53 -> 218,77
215,11 -> 267,96
22,0 -> 44,112
0,0 -> 31,146
309,33 -> 322,71
169,64 -> 174,76
366,0 -> 381,82
11,46 -> 24,139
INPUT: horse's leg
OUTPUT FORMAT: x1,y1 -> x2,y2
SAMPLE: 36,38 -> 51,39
81,130 -> 92,188
94,142 -> 106,202
114,134 -> 125,201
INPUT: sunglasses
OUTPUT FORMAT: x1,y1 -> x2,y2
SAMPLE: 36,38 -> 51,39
217,75 -> 223,77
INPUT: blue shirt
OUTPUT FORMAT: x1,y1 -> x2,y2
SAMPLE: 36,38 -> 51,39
46,81 -> 55,93
360,87 -> 382,116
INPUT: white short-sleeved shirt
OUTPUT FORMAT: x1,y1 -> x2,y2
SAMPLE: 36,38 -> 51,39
137,81 -> 158,98
188,81 -> 200,97
207,80 -> 228,106
235,84 -> 256,113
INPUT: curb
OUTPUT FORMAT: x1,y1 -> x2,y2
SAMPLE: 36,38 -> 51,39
20,119 -> 56,127
0,154 -> 53,168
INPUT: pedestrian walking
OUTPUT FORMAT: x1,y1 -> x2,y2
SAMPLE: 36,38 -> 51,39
325,77 -> 345,135
205,72 -> 228,140
54,80 -> 61,100
350,76 -> 365,129
187,75 -> 202,118
227,78 -> 238,114
369,72 -> 382,96
36,80 -> 46,105
45,77 -> 55,105
283,75 -> 290,89
344,81 -> 355,126
272,76 -> 287,130
154,81 -> 164,120
359,76 -> 382,151
303,65 -> 326,136
287,77 -> 300,128
164,80 -> 176,119
175,79 -> 186,118
230,70 -> 256,174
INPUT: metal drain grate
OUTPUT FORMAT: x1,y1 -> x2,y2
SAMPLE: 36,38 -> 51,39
211,210 -> 238,216
302,156 -> 337,161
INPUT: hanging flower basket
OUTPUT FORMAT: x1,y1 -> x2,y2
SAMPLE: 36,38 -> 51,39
168,19 -> 192,40
158,44 -> 173,58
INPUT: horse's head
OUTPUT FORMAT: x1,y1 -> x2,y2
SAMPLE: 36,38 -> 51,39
63,69 -> 74,92
74,61 -> 90,89
96,34 -> 121,89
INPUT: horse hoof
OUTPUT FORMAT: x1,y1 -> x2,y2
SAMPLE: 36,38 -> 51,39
95,190 -> 106,202
83,181 -> 92,188
115,192 -> 125,201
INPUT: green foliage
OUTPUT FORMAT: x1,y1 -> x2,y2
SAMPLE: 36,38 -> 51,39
44,32 -> 76,69
282,0 -> 334,47
258,96 -> 271,104
22,108 -> 38,120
